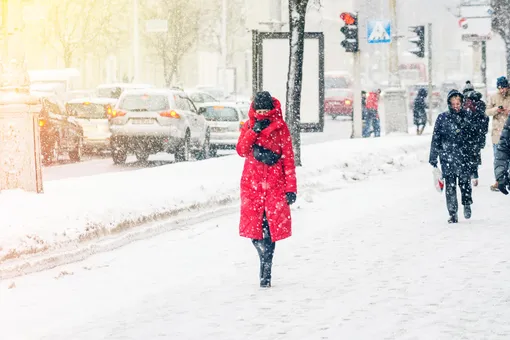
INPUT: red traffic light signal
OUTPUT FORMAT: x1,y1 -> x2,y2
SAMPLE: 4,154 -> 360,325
340,12 -> 356,25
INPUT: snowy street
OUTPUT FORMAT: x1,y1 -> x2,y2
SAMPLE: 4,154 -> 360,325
42,118 -> 353,181
2,146 -> 510,339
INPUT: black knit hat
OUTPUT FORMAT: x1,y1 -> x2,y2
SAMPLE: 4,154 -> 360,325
253,91 -> 274,110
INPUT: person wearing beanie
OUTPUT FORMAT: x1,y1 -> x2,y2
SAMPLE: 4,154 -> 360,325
236,91 -> 297,288
429,90 -> 479,223
486,76 -> 510,191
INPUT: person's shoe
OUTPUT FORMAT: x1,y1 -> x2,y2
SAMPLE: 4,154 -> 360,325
491,182 -> 500,191
260,281 -> 271,288
464,205 -> 472,219
448,214 -> 458,224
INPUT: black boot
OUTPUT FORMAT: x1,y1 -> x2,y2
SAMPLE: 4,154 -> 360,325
448,213 -> 458,223
464,205 -> 471,219
260,262 -> 272,288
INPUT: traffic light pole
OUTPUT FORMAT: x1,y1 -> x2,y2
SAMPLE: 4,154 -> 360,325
427,23 -> 433,125
353,51 -> 362,138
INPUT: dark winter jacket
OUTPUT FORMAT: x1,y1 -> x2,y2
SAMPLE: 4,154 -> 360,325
413,88 -> 428,126
429,90 -> 479,176
471,98 -> 489,150
495,115 -> 510,182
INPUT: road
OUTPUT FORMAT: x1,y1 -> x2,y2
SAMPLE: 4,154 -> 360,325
3,147 -> 510,339
43,117 -> 353,181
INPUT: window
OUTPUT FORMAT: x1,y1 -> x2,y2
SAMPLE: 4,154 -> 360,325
186,98 -> 198,113
325,89 -> 352,98
67,103 -> 107,119
202,93 -> 217,102
325,77 -> 349,89
188,93 -> 203,103
175,96 -> 191,111
97,87 -> 123,99
202,106 -> 239,122
119,94 -> 169,111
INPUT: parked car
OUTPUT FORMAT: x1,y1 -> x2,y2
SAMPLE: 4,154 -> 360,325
66,97 -> 116,153
198,103 -> 249,156
32,91 -> 83,165
186,90 -> 219,106
325,71 -> 352,89
109,89 -> 211,164
325,88 -> 353,119
96,83 -> 153,100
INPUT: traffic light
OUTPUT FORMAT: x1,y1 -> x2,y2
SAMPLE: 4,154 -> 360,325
408,25 -> 425,58
340,12 -> 359,53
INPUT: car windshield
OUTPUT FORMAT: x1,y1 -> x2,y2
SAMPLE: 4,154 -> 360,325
325,77 -> 349,89
326,89 -> 351,98
67,103 -> 107,119
119,94 -> 169,111
97,87 -> 123,99
188,93 -> 203,102
203,106 -> 238,121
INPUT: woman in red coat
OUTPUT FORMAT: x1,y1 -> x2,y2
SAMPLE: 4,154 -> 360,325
236,91 -> 297,288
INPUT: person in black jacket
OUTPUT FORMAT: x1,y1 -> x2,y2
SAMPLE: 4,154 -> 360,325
465,91 -> 489,186
413,88 -> 428,135
429,89 -> 479,223
495,115 -> 510,194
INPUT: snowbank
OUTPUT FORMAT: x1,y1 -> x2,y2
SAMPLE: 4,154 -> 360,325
0,134 -> 430,268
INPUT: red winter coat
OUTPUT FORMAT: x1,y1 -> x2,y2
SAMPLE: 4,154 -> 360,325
366,92 -> 379,110
236,98 -> 297,242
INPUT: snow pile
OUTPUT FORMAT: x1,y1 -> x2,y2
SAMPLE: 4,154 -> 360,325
0,134 -> 430,267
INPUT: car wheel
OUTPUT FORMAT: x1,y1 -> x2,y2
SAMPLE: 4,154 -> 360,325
196,131 -> 211,160
210,146 -> 218,158
69,137 -> 82,162
111,138 -> 127,165
175,132 -> 191,162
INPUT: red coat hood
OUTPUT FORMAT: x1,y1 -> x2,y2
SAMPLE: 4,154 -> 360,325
249,97 -> 283,123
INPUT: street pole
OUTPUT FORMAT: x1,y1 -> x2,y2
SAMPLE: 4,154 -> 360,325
427,23 -> 433,125
2,0 -> 8,61
481,40 -> 487,99
388,0 -> 400,87
353,51 -> 362,138
132,0 -> 139,82
221,0 -> 228,97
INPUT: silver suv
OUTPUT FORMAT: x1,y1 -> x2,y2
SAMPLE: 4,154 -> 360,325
109,89 -> 211,164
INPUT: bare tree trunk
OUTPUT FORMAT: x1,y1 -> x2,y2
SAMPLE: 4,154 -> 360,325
285,0 -> 308,167
505,38 -> 510,79
64,47 -> 73,67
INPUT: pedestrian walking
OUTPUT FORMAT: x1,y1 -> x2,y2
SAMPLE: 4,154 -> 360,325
464,89 -> 489,186
494,114 -> 510,195
486,76 -> 510,191
413,88 -> 428,135
363,89 -> 381,137
429,90 -> 479,223
236,91 -> 297,288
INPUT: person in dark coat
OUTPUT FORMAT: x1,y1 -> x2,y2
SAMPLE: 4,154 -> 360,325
429,89 -> 479,223
236,91 -> 297,288
413,88 -> 428,135
465,90 -> 489,186
494,115 -> 510,194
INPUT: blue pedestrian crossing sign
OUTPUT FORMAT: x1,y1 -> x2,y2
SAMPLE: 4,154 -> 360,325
367,20 -> 391,44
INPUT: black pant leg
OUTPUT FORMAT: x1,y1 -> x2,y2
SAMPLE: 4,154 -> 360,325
252,213 -> 276,286
444,175 -> 459,215
458,174 -> 473,206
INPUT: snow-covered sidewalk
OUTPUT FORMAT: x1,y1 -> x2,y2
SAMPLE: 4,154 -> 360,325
1,145 -> 509,339
0,134 -> 429,269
